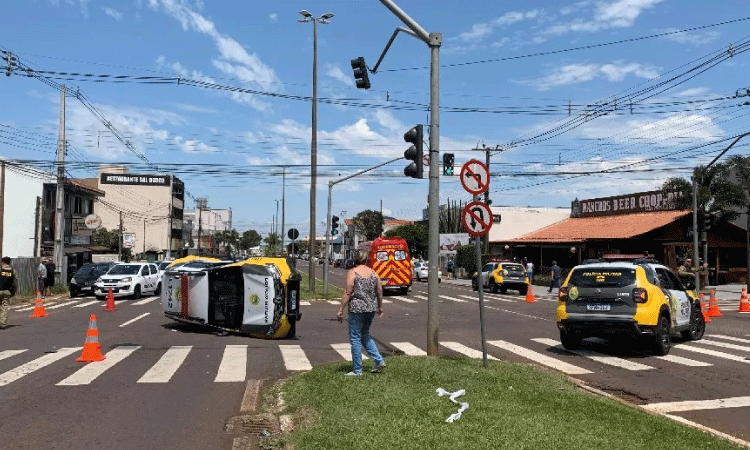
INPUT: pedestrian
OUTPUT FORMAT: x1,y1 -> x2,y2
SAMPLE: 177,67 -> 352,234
526,259 -> 534,284
548,260 -> 561,293
336,248 -> 386,376
0,256 -> 18,329
44,258 -> 55,297
446,258 -> 455,280
37,258 -> 48,297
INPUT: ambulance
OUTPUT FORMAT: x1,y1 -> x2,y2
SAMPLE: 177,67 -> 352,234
358,236 -> 413,294
161,256 -> 301,339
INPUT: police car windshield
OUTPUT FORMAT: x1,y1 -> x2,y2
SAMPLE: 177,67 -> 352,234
569,268 -> 635,288
503,264 -> 525,275
108,264 -> 141,275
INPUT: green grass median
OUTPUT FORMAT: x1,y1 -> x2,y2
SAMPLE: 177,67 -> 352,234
271,356 -> 742,450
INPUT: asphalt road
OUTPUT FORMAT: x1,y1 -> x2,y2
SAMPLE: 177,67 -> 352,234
1,260 -> 748,449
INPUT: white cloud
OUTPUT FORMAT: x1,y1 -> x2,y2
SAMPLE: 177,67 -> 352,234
456,10 -> 540,43
578,114 -> 724,144
661,29 -> 720,45
103,7 -> 124,21
269,13 -> 278,22
324,64 -> 353,87
543,0 -> 664,35
526,61 -> 659,90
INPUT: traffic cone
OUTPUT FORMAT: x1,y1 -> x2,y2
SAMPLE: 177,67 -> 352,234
76,314 -> 106,362
698,293 -> 711,323
707,289 -> 722,318
29,291 -> 49,318
738,287 -> 750,313
525,282 -> 536,303
103,288 -> 117,311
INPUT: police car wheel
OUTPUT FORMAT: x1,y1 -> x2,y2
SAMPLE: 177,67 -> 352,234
95,295 -> 105,301
519,286 -> 528,295
154,282 -> 161,296
490,280 -> 498,293
132,285 -> 142,299
681,306 -> 705,341
472,279 -> 478,291
652,315 -> 671,356
560,329 -> 582,350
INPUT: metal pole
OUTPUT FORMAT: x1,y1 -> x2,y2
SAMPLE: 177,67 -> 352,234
53,85 -> 66,285
476,229 -> 487,368
324,181 -> 332,295
426,33 -> 441,356
281,167 -> 286,256
484,148 -> 490,256
308,18 -> 318,292
692,177 -> 700,290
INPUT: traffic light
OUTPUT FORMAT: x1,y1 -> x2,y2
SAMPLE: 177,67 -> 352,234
331,215 -> 340,236
702,214 -> 712,231
350,57 -> 371,90
403,125 -> 423,179
443,153 -> 454,176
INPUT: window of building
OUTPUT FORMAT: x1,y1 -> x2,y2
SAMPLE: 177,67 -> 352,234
73,196 -> 83,215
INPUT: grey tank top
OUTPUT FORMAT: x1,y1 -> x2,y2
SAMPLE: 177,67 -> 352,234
348,272 -> 379,313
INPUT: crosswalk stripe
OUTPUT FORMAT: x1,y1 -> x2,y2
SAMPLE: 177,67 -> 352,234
119,313 -> 150,327
73,300 -> 99,308
489,339 -> 593,375
391,342 -> 426,356
115,300 -> 127,305
439,295 -> 468,303
413,295 -> 428,300
299,301 -> 311,306
214,345 -> 247,382
327,300 -> 339,305
672,343 -> 750,364
132,297 -> 159,306
441,341 -> 499,360
57,346 -> 140,386
0,347 -> 82,387
709,334 -> 750,345
643,396 -> 750,413
692,339 -> 750,353
382,299 -> 392,304
655,354 -> 713,367
279,345 -> 312,371
137,346 -> 192,383
390,296 -> 417,304
15,305 -> 35,312
461,294 -> 513,303
532,338 -> 654,371
46,300 -> 80,309
330,343 -> 370,361
0,350 -> 27,361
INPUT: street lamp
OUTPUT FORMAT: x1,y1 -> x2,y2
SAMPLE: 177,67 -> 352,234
299,10 -> 334,292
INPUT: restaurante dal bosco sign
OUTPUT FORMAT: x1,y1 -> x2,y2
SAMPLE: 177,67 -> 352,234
571,190 -> 683,218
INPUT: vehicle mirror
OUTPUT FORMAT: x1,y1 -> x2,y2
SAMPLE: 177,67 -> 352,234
684,281 -> 696,291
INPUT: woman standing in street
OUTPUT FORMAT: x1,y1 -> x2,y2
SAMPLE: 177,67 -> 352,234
336,249 -> 386,376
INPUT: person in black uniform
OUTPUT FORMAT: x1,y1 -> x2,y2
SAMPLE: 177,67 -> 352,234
0,256 -> 18,329
44,259 -> 55,296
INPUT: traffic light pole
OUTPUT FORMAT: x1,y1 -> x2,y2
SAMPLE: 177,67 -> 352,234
323,157 -> 402,295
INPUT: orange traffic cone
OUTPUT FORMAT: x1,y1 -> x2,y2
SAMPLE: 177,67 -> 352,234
707,289 -> 722,318
29,291 -> 49,318
76,314 -> 106,362
525,282 -> 536,303
103,288 -> 117,311
698,293 -> 711,323
739,287 -> 750,313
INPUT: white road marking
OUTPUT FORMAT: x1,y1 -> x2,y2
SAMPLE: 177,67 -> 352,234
137,346 -> 192,383
439,295 -> 468,303
131,297 -> 159,306
45,300 -> 80,309
692,339 -> 750,353
706,334 -> 750,345
533,338 -> 653,371
672,343 -> 750,364
413,295 -> 428,300
118,313 -> 150,327
15,305 -> 36,312
73,300 -> 99,308
460,294 -> 513,303
391,342 -> 426,356
390,296 -> 417,304
57,346 -> 140,386
655,354 -> 713,367
0,350 -> 27,361
0,347 -> 82,387
441,341 -> 499,360
279,345 -> 312,371
214,345 -> 247,382
330,343 -> 369,361
643,396 -> 750,413
327,300 -> 339,305
490,339 -> 593,375
299,301 -> 311,306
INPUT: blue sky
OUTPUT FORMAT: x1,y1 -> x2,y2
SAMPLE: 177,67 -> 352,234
1,0 -> 748,238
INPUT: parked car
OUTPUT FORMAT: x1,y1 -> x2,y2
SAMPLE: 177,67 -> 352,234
94,262 -> 161,300
412,261 -> 442,282
333,258 -> 345,268
69,262 -> 116,297
556,258 -> 705,355
472,261 -> 528,294
343,259 -> 355,269
156,259 -> 173,281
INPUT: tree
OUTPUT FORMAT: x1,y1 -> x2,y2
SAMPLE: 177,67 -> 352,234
456,242 -> 478,274
240,229 -> 262,251
385,223 -> 428,259
92,227 -> 119,250
439,199 -> 467,233
661,163 -> 745,224
263,233 -> 281,256
352,209 -> 383,241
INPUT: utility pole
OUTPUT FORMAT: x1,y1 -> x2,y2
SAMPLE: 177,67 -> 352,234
53,85 -> 66,285
34,196 -> 42,257
281,167 -> 286,256
118,211 -> 123,262
166,175 -> 173,259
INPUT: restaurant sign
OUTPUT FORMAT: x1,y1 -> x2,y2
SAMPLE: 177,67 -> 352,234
571,190 -> 683,218
100,173 -> 170,186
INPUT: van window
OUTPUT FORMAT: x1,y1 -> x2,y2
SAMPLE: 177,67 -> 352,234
394,250 -> 406,261
376,251 -> 388,262
568,268 -> 636,288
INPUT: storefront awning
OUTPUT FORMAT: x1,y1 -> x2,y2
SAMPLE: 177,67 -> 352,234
64,246 -> 92,254
510,210 -> 690,244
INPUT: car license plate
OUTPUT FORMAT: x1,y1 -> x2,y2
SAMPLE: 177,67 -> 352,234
586,304 -> 610,311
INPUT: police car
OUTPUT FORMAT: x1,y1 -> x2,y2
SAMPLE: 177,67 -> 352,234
556,258 -> 705,355
94,262 -> 160,300
472,261 -> 529,295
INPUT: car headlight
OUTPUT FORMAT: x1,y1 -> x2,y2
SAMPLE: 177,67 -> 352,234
96,277 -> 102,284
121,277 -> 132,283
70,278 -> 76,284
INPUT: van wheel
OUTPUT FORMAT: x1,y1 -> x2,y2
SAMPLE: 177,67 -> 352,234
132,285 -> 142,299
400,286 -> 408,295
681,306 -> 705,341
652,314 -> 671,355
560,330 -> 582,350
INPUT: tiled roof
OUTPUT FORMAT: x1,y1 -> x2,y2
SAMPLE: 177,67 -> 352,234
69,178 -> 105,196
509,210 -> 690,243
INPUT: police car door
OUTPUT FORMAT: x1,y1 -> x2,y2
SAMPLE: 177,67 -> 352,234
655,267 -> 691,327
480,263 -> 496,287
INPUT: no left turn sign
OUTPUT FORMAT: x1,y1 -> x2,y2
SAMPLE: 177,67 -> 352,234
462,201 -> 493,237
460,159 -> 489,195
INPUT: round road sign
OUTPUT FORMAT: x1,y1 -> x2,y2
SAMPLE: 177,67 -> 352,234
460,159 -> 490,195
287,228 -> 299,240
461,201 -> 493,237
423,154 -> 430,167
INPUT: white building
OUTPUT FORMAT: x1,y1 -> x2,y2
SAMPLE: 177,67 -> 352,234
0,161 -> 53,258
183,207 -> 232,251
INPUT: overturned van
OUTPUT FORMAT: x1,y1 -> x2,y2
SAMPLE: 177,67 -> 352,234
162,256 -> 301,339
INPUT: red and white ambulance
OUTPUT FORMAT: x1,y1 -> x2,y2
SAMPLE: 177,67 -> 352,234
358,236 -> 413,294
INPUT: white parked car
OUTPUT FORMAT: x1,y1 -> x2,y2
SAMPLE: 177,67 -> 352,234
412,261 -> 442,282
94,262 -> 161,300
